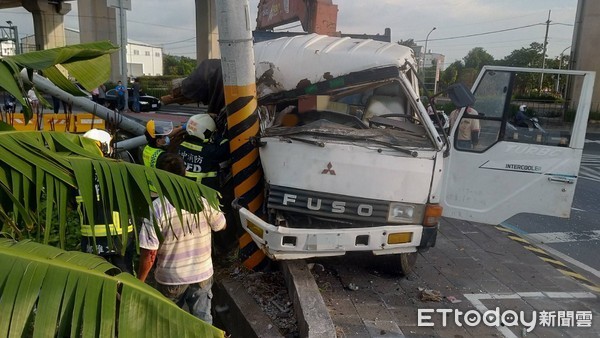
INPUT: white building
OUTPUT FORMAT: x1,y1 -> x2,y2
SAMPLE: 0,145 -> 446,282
0,40 -> 16,56
21,28 -> 163,77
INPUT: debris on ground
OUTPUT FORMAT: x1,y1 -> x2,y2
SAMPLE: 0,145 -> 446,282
214,257 -> 299,337
418,287 -> 443,302
446,295 -> 462,303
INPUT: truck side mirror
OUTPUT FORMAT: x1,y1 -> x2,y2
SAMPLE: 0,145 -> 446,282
446,83 -> 475,108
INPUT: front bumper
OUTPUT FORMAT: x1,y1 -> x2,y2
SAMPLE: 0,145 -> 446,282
238,207 -> 436,260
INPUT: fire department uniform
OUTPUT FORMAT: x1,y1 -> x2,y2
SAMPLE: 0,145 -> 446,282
177,135 -> 230,190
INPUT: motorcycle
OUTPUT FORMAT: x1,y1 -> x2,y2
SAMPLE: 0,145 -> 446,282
507,116 -> 547,143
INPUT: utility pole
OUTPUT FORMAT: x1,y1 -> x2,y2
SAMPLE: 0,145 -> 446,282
539,10 -> 551,91
215,0 -> 269,271
119,0 -> 129,109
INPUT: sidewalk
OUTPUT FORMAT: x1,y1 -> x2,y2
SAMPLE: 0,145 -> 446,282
312,218 -> 600,337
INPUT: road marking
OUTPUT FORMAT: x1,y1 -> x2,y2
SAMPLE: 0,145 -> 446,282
585,139 -> 600,144
497,223 -> 600,291
526,230 -> 600,243
464,292 -> 597,338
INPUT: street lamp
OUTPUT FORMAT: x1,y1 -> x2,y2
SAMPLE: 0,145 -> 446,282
4,20 -> 19,55
556,45 -> 571,95
422,27 -> 436,72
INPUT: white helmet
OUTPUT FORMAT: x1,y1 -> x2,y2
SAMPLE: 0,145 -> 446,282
83,129 -> 112,145
519,104 -> 527,111
186,114 -> 216,140
83,129 -> 112,155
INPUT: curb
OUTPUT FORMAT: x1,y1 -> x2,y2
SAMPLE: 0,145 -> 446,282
213,278 -> 284,338
281,260 -> 336,338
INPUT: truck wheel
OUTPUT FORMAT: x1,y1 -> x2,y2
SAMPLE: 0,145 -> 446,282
375,252 -> 418,276
398,252 -> 418,276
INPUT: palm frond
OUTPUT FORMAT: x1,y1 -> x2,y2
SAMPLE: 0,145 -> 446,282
0,131 -> 220,249
0,41 -> 118,122
0,238 -> 225,338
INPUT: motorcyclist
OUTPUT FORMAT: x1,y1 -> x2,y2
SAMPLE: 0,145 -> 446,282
515,104 -> 529,128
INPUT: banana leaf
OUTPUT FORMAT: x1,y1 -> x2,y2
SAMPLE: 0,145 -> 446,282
0,130 -> 220,251
0,41 -> 118,123
0,238 -> 225,338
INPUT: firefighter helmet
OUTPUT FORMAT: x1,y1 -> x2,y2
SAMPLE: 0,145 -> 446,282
186,114 -> 216,140
83,129 -> 112,155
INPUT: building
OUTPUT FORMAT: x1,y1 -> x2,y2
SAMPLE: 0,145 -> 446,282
0,40 -> 16,56
423,52 -> 445,93
0,25 -> 17,56
20,28 -> 163,78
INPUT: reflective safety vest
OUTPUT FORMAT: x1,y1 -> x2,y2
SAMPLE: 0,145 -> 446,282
142,145 -> 164,168
142,145 -> 165,193
76,196 -> 133,237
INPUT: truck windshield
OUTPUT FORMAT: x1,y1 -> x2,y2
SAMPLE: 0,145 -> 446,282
260,81 -> 435,149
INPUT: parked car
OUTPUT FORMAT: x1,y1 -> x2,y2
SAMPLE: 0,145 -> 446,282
105,88 -> 161,112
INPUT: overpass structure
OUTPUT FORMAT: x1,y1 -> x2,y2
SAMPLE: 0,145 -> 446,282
1,0 -> 217,83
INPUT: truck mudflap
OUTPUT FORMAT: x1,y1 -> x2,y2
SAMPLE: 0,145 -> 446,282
238,207 -> 424,260
417,224 -> 438,252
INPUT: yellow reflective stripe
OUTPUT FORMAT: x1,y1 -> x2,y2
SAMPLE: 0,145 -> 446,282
81,224 -> 133,236
185,171 -> 218,182
181,141 -> 205,151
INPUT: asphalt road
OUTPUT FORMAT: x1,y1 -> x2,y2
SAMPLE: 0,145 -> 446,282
503,130 -> 600,280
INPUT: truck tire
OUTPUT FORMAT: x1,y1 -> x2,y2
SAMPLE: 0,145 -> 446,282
398,252 -> 418,276
375,252 -> 418,276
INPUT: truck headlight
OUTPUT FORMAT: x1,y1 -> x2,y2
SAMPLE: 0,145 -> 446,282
387,203 -> 423,224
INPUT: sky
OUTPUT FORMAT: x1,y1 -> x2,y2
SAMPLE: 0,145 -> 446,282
0,0 -> 578,68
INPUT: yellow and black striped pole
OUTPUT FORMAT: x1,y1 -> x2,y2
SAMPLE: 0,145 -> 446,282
216,0 -> 269,271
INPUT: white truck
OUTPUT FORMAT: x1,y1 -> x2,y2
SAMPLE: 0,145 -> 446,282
236,33 -> 594,273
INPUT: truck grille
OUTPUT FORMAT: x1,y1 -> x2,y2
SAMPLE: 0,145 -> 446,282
268,185 -> 389,224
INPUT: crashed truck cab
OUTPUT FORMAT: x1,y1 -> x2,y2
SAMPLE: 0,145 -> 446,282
236,34 -> 594,272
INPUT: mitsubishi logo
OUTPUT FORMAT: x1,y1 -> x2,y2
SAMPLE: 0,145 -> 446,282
321,162 -> 336,175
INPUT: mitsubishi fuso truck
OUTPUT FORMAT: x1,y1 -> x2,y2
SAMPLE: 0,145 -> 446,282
235,34 -> 594,274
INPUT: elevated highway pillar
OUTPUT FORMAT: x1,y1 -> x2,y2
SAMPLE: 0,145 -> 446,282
196,0 -> 220,62
77,1 -> 121,83
22,0 -> 71,50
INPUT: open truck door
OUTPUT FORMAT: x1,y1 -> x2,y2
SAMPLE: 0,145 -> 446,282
441,66 -> 595,224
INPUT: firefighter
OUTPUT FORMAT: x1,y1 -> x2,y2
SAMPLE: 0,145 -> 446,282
177,114 -> 230,190
178,114 -> 239,253
79,129 -> 134,273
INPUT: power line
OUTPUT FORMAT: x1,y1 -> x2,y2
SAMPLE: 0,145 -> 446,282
160,37 -> 196,46
415,23 -> 545,43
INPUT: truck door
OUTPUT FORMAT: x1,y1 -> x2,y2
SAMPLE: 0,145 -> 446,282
441,66 -> 595,224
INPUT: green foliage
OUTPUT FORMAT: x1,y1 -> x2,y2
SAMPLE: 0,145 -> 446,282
163,54 -> 197,76
0,41 -> 118,123
137,75 -> 180,98
0,238 -> 225,337
463,47 -> 495,70
514,92 -> 563,103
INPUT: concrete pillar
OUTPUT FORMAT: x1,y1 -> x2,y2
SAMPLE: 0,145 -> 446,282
196,0 -> 220,63
77,0 -> 121,83
22,0 -> 71,50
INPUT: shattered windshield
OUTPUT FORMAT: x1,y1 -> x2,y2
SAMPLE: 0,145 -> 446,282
259,81 -> 435,149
